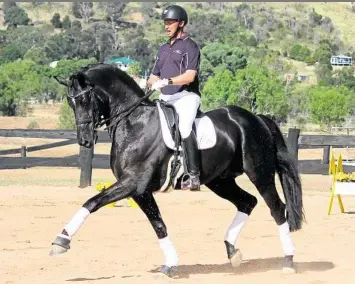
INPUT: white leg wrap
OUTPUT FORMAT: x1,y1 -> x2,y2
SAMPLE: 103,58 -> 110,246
159,236 -> 179,267
63,207 -> 90,238
224,211 -> 249,247
278,222 -> 295,256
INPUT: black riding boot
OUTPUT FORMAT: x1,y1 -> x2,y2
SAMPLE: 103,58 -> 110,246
181,132 -> 201,191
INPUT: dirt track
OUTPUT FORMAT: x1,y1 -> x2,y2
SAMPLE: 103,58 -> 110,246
1,168 -> 355,284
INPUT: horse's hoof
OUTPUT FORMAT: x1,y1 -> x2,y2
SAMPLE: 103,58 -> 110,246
282,266 -> 296,274
224,241 -> 242,268
282,255 -> 296,274
230,249 -> 243,268
158,265 -> 178,278
49,244 -> 68,256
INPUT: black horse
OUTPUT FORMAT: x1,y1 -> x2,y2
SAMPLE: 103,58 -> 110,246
51,63 -> 304,277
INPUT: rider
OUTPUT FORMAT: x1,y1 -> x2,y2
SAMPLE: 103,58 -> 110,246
147,5 -> 201,190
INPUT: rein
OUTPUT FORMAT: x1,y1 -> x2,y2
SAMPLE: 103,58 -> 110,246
95,89 -> 155,131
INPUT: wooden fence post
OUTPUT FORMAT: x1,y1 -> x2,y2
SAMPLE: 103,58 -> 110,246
287,128 -> 300,165
20,145 -> 26,169
79,145 -> 94,188
322,146 -> 330,164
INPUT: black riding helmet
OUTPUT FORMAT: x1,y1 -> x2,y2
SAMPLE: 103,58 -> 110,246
161,5 -> 188,26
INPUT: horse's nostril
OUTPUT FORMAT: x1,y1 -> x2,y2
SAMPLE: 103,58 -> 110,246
78,138 -> 88,147
85,141 -> 92,148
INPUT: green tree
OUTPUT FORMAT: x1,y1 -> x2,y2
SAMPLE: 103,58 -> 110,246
308,8 -> 323,27
309,86 -> 350,127
186,12 -> 237,47
50,58 -> 97,79
50,13 -> 62,29
314,43 -> 333,66
333,85 -> 355,116
202,64 -> 290,120
62,15 -> 72,30
4,26 -> 50,60
72,2 -> 94,23
23,45 -> 50,65
199,57 -> 215,84
71,20 -> 82,30
4,6 -> 30,27
289,44 -> 311,62
227,65 -> 289,119
104,2 -> 127,24
0,44 -> 23,63
315,63 -> 333,85
0,60 -> 42,116
201,69 -> 238,110
331,68 -> 355,91
45,24 -> 92,60
201,42 -> 248,77
35,64 -> 65,103
288,87 -> 311,118
119,26 -> 154,71
45,33 -> 74,60
2,1 -> 16,12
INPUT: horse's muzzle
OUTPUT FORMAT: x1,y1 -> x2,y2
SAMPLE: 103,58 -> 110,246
78,137 -> 93,148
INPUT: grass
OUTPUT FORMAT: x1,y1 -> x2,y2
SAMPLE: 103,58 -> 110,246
261,2 -> 355,46
307,2 -> 355,45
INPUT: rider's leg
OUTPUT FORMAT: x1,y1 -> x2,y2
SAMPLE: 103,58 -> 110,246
169,92 -> 201,190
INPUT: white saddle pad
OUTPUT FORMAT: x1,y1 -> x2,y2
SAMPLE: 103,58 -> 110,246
157,102 -> 217,150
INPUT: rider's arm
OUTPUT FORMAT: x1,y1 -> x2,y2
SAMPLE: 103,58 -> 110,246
168,70 -> 196,86
169,41 -> 200,86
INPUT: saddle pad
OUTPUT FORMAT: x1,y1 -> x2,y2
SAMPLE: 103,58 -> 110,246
157,103 -> 217,150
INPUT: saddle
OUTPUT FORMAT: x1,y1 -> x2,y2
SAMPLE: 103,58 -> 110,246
155,100 -> 217,192
158,100 -> 205,146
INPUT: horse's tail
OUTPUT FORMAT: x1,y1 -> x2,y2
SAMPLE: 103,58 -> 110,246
258,115 -> 305,232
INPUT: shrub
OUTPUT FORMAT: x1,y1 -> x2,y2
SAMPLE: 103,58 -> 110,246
27,119 -> 39,129
58,100 -> 75,130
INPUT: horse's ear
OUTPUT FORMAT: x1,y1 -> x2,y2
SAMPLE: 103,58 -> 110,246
76,72 -> 93,88
53,76 -> 69,87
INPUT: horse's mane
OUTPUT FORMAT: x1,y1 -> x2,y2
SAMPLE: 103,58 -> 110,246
76,62 -> 146,98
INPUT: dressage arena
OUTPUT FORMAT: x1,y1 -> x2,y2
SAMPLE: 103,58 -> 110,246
2,162 -> 355,283
1,112 -> 355,283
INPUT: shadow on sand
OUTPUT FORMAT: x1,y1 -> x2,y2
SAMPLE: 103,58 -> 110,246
66,276 -> 115,282
150,257 -> 335,279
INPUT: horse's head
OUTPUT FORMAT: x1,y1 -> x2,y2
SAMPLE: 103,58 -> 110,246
55,73 -> 98,148
54,63 -> 149,148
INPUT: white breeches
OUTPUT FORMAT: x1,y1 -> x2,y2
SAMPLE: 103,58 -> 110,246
159,91 -> 201,139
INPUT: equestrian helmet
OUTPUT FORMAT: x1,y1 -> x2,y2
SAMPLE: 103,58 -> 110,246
161,5 -> 188,26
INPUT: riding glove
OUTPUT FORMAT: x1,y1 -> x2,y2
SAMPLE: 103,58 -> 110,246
151,79 -> 169,91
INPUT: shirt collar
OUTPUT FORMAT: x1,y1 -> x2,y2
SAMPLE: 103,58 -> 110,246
167,33 -> 189,44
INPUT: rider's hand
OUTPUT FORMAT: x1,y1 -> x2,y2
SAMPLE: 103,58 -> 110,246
147,75 -> 159,89
151,79 -> 169,91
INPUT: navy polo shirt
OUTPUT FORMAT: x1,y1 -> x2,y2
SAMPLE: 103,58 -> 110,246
152,33 -> 201,96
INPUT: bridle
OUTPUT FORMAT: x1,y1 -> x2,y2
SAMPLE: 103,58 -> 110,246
68,86 -> 95,126
69,84 -> 155,132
